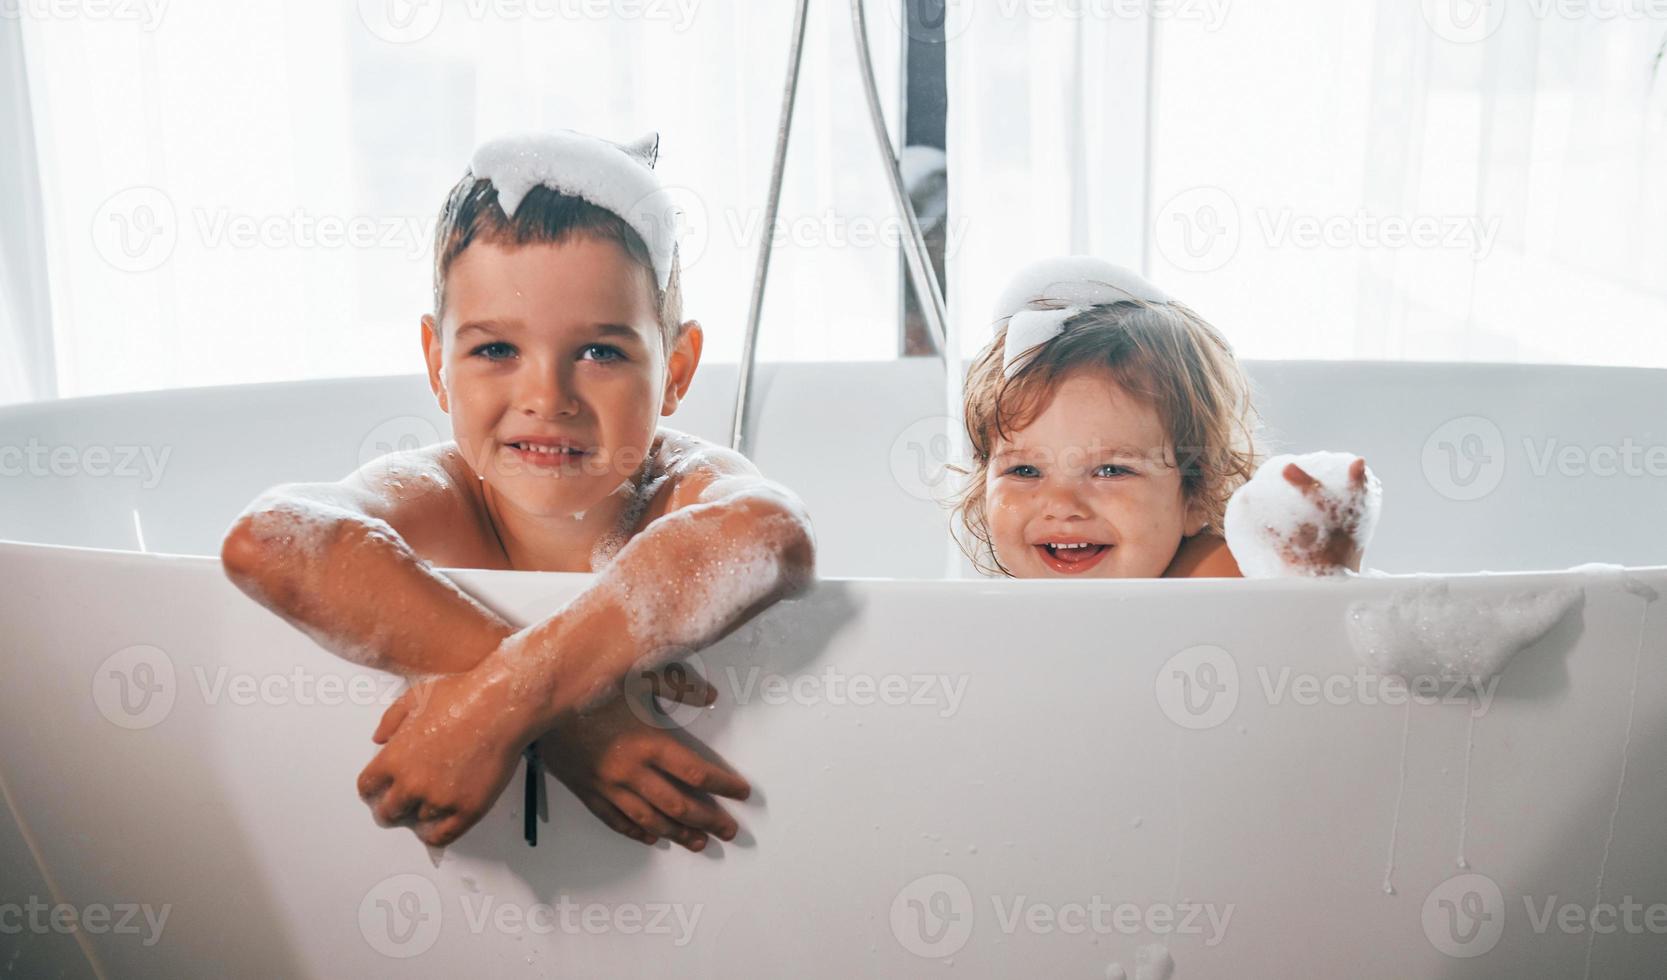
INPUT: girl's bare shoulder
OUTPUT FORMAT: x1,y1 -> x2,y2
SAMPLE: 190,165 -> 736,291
1164,532 -> 1243,579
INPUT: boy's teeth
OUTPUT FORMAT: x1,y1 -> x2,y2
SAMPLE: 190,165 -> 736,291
513,443 -> 578,455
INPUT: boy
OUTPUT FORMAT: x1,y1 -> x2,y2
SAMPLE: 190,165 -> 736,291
220,131 -> 815,850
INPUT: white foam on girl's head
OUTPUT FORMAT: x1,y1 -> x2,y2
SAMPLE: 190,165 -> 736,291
1224,451 -> 1382,578
991,256 -> 1172,321
1347,581 -> 1583,689
1003,306 -> 1084,378
469,130 -> 680,289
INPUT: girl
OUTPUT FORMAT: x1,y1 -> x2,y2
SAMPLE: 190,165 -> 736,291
952,257 -> 1371,579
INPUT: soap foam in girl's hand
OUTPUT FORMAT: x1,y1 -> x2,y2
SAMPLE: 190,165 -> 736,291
1224,451 -> 1382,578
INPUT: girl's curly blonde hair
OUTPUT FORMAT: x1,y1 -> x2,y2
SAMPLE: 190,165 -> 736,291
951,299 -> 1261,576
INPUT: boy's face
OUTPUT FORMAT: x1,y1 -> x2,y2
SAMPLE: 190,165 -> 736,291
983,369 -> 1205,578
422,236 -> 699,519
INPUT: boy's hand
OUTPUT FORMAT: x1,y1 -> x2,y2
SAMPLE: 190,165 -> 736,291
358,669 -> 527,847
540,695 -> 750,853
1278,457 -> 1372,574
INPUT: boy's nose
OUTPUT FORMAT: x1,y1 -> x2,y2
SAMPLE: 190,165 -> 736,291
517,366 -> 581,419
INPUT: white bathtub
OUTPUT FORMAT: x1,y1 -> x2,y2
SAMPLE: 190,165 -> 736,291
1,359 -> 1663,978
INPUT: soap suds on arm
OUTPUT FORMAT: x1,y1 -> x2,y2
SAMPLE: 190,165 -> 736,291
221,451 -> 517,677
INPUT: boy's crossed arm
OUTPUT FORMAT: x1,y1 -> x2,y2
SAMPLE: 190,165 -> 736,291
221,438 -> 815,848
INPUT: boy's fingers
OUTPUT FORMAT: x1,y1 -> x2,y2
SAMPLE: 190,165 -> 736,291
356,762 -> 392,803
609,788 -> 706,852
372,693 -> 414,744
637,770 -> 737,842
373,790 -> 418,828
655,743 -> 751,801
416,802 -> 454,824
578,793 -> 656,845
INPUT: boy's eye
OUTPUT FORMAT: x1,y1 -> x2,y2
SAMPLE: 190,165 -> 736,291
579,343 -> 627,363
471,341 -> 516,360
1095,464 -> 1135,478
1004,464 -> 1040,478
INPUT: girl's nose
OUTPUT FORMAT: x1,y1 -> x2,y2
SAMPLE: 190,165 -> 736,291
1039,480 -> 1090,521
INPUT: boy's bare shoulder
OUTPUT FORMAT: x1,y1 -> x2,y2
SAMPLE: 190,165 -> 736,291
341,441 -> 506,569
649,428 -> 767,509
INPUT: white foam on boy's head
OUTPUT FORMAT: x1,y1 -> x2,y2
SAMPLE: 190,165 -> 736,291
469,130 -> 680,289
992,256 -> 1174,376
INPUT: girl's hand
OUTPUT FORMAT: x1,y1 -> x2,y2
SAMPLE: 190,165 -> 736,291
1277,457 -> 1373,574
358,668 -> 527,847
540,694 -> 750,853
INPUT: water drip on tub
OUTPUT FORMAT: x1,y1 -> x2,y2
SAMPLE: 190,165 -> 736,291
1582,585 -> 1657,980
1455,711 -> 1476,870
1381,700 -> 1412,895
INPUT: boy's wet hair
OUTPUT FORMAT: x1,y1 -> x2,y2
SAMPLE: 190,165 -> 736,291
952,300 -> 1261,577
430,174 -> 683,349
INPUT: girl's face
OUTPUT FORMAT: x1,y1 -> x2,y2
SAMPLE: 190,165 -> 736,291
422,236 -> 695,519
984,368 -> 1206,578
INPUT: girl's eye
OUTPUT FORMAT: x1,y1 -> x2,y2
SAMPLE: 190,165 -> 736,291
470,341 -> 516,360
579,344 -> 627,363
1095,464 -> 1135,478
1005,464 -> 1040,478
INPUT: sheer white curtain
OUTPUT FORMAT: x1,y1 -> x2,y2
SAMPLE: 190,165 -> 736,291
1146,0 -> 1667,365
16,0 -> 901,401
0,17 -> 55,405
946,2 -> 1155,359
948,0 -> 1667,367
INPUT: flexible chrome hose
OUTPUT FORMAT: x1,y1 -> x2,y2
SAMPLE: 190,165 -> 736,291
730,0 -> 812,454
850,0 -> 950,357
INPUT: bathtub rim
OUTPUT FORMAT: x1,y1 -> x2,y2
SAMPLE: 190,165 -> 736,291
2,538 -> 1662,592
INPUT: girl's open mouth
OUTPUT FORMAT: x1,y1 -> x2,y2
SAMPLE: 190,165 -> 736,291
1035,541 -> 1111,574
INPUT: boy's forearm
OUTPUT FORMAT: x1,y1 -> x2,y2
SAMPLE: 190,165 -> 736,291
222,495 -> 514,676
494,488 -> 815,736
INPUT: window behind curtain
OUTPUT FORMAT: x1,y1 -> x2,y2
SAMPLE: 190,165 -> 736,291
20,0 -> 904,400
